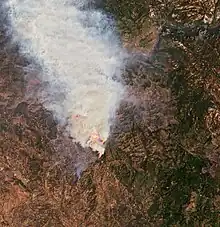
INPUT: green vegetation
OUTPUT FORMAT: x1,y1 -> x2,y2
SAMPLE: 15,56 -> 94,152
105,0 -> 220,225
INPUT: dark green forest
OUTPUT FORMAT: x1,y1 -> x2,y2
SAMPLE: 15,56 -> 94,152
0,0 -> 220,226
103,0 -> 220,225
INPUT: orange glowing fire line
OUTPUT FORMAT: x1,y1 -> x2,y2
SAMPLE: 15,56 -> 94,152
72,114 -> 105,145
90,131 -> 105,145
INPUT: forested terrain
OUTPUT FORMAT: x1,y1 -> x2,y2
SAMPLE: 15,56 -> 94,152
0,0 -> 220,226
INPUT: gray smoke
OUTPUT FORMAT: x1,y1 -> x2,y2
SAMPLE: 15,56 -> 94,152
6,0 -> 127,156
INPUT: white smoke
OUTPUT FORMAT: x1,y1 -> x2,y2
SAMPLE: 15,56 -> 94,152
6,0 -> 127,156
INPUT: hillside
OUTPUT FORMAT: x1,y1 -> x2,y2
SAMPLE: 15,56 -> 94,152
1,0 -> 220,226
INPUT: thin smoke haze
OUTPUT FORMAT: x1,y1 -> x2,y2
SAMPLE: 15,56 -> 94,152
6,0 -> 126,156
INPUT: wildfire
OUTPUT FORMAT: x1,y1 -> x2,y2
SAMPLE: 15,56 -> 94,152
89,130 -> 105,145
86,130 -> 106,158
72,114 -> 106,147
72,114 -> 86,119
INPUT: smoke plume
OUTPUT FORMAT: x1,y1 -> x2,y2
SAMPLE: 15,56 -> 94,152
6,0 -> 126,156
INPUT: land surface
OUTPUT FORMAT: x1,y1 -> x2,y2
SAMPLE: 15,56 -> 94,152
1,0 -> 220,226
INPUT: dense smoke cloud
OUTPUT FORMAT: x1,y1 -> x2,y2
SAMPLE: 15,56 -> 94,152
6,0 -> 127,156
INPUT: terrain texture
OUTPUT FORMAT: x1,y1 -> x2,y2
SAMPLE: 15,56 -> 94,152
1,0 -> 220,226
